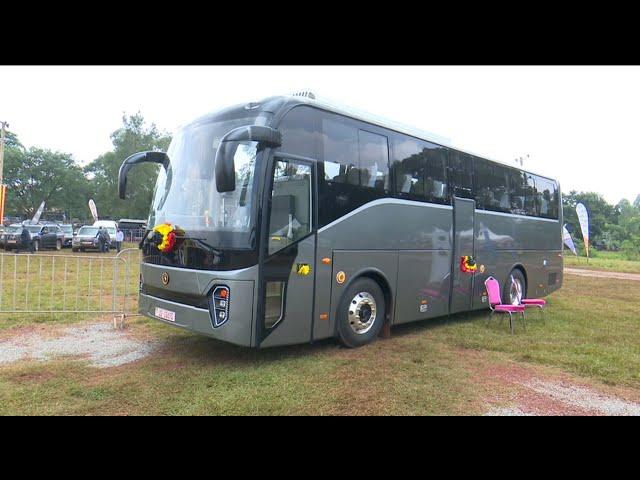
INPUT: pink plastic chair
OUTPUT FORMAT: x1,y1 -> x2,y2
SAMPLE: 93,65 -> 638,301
506,273 -> 547,321
484,276 -> 526,334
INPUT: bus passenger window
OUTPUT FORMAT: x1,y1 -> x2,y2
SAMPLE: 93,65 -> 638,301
533,176 -> 558,219
358,130 -> 389,191
268,159 -> 312,255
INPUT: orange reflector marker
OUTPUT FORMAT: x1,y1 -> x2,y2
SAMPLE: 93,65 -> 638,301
420,300 -> 428,305
319,313 -> 328,321
219,289 -> 228,298
322,257 -> 331,265
336,271 -> 346,284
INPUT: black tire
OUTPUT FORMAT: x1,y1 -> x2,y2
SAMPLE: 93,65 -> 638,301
503,268 -> 526,305
336,277 -> 386,348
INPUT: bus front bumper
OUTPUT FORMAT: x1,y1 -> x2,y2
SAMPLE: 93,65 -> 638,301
138,278 -> 256,347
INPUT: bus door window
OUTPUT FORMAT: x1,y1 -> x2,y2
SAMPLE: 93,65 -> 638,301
268,159 -> 312,255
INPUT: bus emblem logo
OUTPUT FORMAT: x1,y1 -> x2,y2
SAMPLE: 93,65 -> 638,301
161,272 -> 170,286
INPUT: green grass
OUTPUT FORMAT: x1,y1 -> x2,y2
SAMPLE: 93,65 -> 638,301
563,250 -> 640,274
1,273 -> 639,415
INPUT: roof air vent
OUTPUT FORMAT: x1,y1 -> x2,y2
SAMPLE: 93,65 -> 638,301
291,91 -> 316,100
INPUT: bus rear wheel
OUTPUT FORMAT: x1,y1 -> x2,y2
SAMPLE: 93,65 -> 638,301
504,268 -> 526,305
337,277 -> 386,348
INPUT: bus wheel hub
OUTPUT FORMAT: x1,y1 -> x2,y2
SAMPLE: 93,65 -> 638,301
348,292 -> 377,335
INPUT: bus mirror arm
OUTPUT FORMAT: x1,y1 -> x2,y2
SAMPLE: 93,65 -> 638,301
215,125 -> 282,193
119,151 -> 170,200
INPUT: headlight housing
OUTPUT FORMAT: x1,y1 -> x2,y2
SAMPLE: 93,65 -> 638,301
209,286 -> 230,328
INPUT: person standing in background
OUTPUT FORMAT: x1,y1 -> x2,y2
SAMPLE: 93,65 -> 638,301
116,229 -> 124,253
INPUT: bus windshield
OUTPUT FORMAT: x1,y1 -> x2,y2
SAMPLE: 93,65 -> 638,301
149,115 -> 268,250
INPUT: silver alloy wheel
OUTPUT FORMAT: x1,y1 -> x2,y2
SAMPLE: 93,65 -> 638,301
509,275 -> 523,305
347,292 -> 377,335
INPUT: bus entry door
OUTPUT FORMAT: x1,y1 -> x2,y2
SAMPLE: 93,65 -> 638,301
259,155 -> 317,348
450,196 -> 476,314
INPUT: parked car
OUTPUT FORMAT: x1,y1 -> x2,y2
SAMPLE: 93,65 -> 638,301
1,224 -> 22,249
72,226 -> 112,252
4,224 -> 64,251
60,224 -> 74,248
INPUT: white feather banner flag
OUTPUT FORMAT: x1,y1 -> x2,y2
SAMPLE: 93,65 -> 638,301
576,203 -> 590,258
562,224 -> 577,256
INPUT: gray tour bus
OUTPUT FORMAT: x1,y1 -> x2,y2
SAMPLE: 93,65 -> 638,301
118,93 -> 563,348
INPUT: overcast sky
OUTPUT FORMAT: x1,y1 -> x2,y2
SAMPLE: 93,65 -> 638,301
1,65 -> 638,204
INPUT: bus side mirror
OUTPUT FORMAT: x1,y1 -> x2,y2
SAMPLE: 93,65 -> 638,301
215,125 -> 282,193
119,151 -> 169,200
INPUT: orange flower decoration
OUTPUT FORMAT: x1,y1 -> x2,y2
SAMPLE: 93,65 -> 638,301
153,223 -> 177,253
460,256 -> 477,274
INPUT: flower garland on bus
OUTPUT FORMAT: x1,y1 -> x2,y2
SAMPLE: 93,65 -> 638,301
152,223 -> 180,253
460,255 -> 478,274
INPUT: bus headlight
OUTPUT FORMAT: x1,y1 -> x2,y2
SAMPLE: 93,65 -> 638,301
209,286 -> 230,328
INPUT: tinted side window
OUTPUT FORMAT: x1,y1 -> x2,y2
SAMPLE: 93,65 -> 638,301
508,170 -> 528,216
318,114 -> 390,227
533,176 -> 559,219
391,136 -> 448,205
475,160 -> 510,213
277,106 -> 319,159
358,130 -> 389,191
322,115 -> 358,184
449,150 -> 474,199
524,172 -> 538,216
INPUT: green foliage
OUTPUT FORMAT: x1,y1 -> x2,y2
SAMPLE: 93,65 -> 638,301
4,143 -> 90,219
562,191 -> 618,243
84,113 -> 171,220
621,235 -> 640,261
563,190 -> 640,259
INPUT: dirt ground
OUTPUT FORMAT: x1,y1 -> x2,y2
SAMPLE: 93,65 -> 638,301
564,267 -> 640,281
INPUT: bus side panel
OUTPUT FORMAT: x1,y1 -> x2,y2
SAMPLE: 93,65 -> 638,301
330,250 -> 399,335
473,211 -> 563,309
394,250 -> 451,324
313,242 -> 335,341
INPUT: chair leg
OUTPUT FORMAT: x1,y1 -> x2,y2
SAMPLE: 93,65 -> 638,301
509,312 -> 514,334
521,311 -> 526,332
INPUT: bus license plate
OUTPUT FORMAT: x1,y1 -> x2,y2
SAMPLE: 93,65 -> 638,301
155,307 -> 176,322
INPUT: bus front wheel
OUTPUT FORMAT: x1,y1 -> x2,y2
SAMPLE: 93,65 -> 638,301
337,277 -> 386,348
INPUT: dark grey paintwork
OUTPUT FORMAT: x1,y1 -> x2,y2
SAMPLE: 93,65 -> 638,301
136,95 -> 563,348
450,197 -> 475,314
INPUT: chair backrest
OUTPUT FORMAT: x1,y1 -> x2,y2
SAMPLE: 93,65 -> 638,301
484,276 -> 502,307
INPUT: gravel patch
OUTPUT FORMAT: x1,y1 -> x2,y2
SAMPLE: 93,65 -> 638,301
484,406 -> 534,416
0,323 -> 156,368
523,379 -> 640,416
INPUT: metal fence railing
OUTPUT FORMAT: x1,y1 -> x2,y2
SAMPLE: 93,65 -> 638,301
0,248 -> 141,328
122,229 -> 146,244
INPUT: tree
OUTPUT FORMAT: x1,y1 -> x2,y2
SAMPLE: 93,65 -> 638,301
4,145 -> 90,219
85,113 -> 171,220
562,191 -> 618,244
